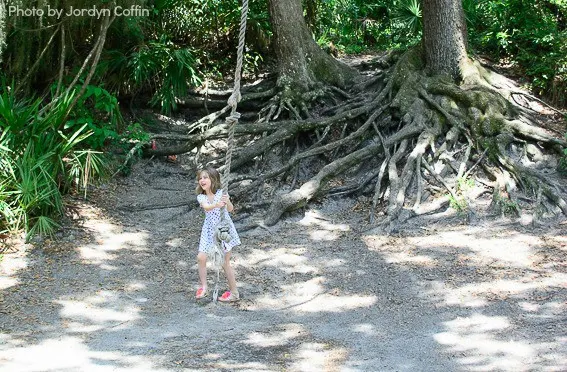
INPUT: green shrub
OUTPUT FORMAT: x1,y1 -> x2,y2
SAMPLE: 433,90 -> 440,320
103,37 -> 201,114
62,84 -> 123,149
0,84 -> 108,237
465,0 -> 567,107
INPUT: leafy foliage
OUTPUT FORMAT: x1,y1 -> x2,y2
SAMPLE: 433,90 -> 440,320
103,36 -> 201,114
464,0 -> 567,107
312,0 -> 423,54
62,84 -> 124,148
0,83 -> 108,236
392,0 -> 422,36
2,0 -> 565,111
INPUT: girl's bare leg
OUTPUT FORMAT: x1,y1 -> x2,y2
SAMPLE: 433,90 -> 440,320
197,252 -> 208,290
222,251 -> 237,293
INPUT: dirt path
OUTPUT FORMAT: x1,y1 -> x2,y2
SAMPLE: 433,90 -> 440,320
1,159 -> 566,371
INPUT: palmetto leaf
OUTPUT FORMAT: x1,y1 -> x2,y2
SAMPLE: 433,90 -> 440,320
28,216 -> 60,240
393,0 -> 422,35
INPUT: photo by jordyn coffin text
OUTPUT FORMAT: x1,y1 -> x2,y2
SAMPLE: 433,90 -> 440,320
7,5 -> 150,19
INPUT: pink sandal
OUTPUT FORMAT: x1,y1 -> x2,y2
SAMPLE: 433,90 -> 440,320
195,287 -> 208,299
218,290 -> 239,302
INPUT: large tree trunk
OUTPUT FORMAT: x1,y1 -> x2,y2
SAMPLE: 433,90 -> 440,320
268,0 -> 357,93
422,0 -> 468,80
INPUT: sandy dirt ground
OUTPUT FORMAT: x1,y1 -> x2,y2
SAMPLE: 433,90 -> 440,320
1,158 -> 566,371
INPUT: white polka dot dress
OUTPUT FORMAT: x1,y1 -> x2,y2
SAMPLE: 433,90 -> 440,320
197,189 -> 241,253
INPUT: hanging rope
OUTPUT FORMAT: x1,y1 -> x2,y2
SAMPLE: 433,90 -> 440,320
211,0 -> 249,303
222,0 -> 248,191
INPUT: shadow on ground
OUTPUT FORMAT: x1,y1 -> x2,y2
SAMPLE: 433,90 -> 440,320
1,159 -> 565,371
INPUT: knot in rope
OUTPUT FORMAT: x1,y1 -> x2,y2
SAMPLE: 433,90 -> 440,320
225,111 -> 241,126
227,91 -> 242,109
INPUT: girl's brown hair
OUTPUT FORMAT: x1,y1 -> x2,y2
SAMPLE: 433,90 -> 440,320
195,167 -> 222,194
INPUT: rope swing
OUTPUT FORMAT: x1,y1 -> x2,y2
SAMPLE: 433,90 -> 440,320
210,0 -> 249,302
222,0 -> 249,191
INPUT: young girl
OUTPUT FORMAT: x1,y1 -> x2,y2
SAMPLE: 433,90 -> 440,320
195,167 -> 241,302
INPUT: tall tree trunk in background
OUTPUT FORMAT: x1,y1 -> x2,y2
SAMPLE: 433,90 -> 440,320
422,0 -> 468,80
268,0 -> 357,93
304,0 -> 318,31
0,1 -> 6,63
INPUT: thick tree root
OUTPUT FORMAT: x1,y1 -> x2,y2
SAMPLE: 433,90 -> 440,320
264,53 -> 564,225
263,122 -> 424,225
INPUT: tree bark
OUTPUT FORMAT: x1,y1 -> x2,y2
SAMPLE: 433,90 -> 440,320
268,0 -> 357,92
422,0 -> 468,80
0,1 -> 6,64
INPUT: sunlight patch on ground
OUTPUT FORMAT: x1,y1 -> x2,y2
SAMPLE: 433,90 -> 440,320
364,227 -> 545,269
290,342 -> 348,372
78,219 -> 149,265
309,230 -> 340,241
408,229 -> 539,267
426,281 -> 488,308
250,276 -> 376,312
55,290 -> 140,333
434,313 -> 566,371
435,230 -> 538,267
124,281 -> 147,292
323,258 -> 346,267
166,237 -> 184,248
299,210 -> 350,242
0,275 -> 19,290
519,301 -> 540,312
242,323 -> 306,347
0,336 -> 167,371
0,333 -> 25,348
363,224 -> 566,369
268,253 -> 316,273
243,247 -> 319,274
518,300 -> 565,319
352,323 -> 378,336
362,235 -> 438,266
364,226 -> 567,310
429,272 -> 567,307
0,248 -> 28,290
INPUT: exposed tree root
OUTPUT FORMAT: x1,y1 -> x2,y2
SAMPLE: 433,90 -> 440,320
263,122 -> 424,225
145,49 -> 567,230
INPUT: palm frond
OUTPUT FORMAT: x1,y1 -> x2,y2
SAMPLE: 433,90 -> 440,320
27,216 -> 60,240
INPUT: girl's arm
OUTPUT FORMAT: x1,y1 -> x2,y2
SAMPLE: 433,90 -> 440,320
200,201 -> 223,212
